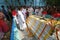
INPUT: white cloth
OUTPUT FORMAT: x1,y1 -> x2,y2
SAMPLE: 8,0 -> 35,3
22,8 -> 27,20
18,10 -> 27,30
22,8 -> 26,15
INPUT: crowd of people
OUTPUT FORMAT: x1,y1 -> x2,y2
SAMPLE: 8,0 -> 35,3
1,6 -> 60,21
0,5 -> 60,39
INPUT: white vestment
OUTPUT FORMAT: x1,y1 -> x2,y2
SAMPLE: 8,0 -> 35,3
18,10 -> 27,30
22,8 -> 27,20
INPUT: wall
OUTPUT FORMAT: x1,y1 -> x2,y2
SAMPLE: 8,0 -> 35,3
0,0 -> 46,8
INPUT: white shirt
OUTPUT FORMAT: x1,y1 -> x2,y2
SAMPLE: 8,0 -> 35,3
17,10 -> 27,29
22,8 -> 27,20
18,10 -> 25,22
22,8 -> 26,15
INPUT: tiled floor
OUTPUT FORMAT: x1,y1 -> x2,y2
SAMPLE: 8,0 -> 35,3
20,30 -> 37,40
2,30 -> 37,40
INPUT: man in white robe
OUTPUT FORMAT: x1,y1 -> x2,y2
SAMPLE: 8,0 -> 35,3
17,7 -> 27,30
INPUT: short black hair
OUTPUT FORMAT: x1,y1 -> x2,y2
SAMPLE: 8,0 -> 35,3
1,5 -> 4,8
11,7 -> 15,11
18,6 -> 23,10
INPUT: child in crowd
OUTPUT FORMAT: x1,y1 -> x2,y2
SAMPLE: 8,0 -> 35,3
0,11 -> 9,40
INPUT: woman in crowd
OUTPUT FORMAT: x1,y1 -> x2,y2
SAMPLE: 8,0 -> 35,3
0,11 -> 9,40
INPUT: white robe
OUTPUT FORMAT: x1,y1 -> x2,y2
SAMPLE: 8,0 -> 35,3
18,10 -> 27,30
22,8 -> 27,20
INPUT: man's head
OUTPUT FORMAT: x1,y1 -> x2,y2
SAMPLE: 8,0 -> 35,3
18,6 -> 23,11
0,11 -> 4,19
